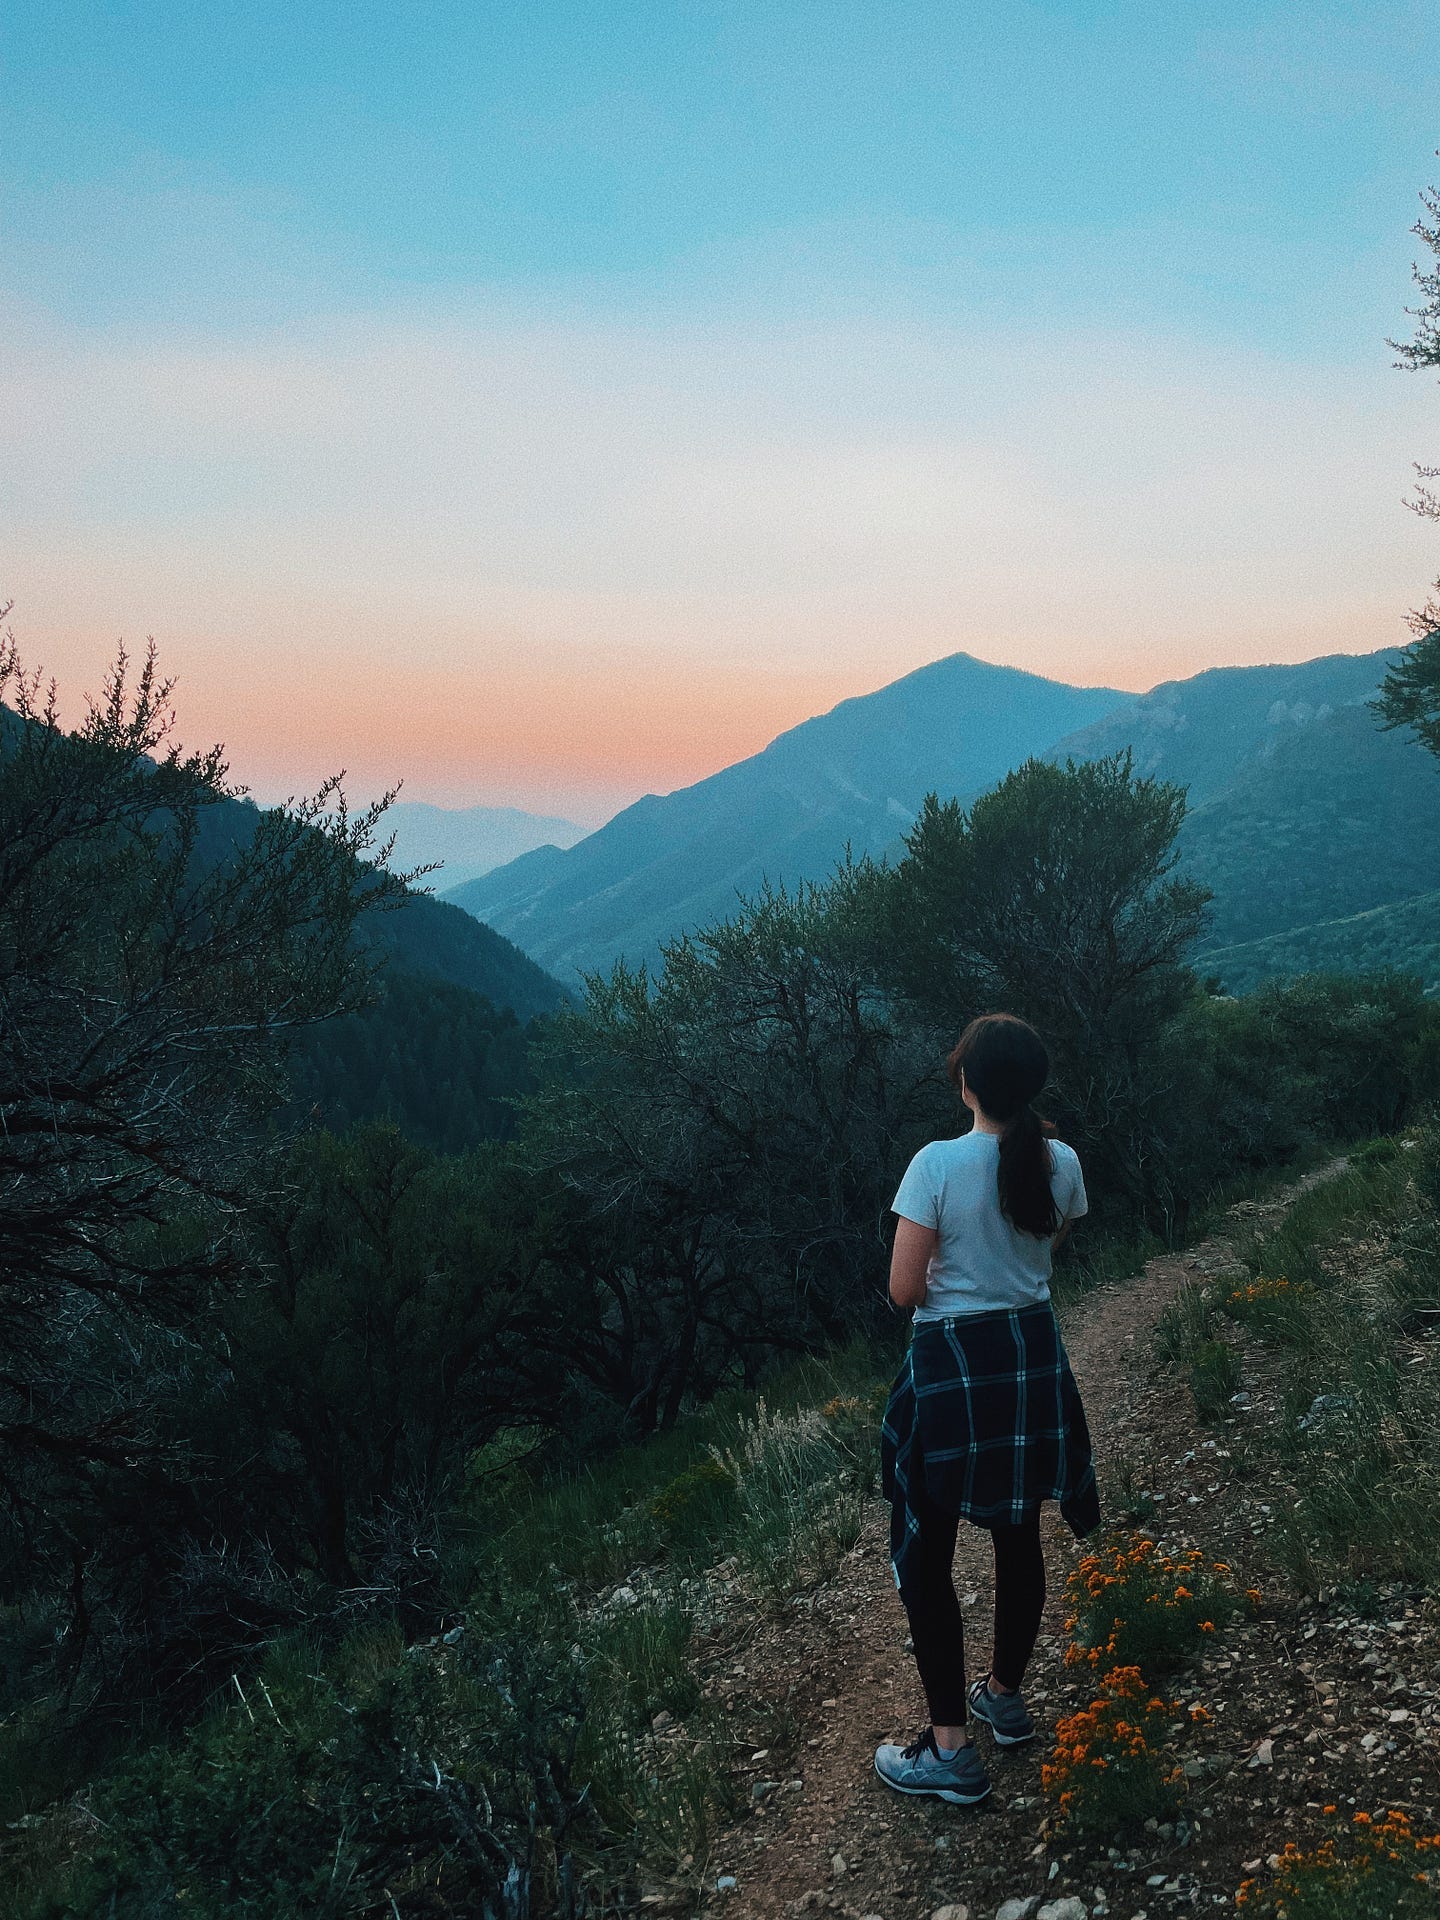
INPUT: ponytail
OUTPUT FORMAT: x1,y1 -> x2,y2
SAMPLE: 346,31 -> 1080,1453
947,1013 -> 1059,1238
996,1102 -> 1061,1238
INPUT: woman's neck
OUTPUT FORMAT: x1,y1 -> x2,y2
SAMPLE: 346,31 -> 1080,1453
969,1109 -> 1006,1138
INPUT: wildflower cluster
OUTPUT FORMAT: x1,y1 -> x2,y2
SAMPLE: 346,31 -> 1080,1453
1064,1529 -> 1259,1674
1223,1274 -> 1309,1338
1039,1664 -> 1183,1840
1236,1807 -> 1440,1918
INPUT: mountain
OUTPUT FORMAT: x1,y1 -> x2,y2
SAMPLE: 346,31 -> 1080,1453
1047,648 -> 1440,979
1045,649 -> 1406,808
1180,700 -> 1440,956
446,652 -> 1129,978
448,640 -> 1440,999
385,800 -> 585,892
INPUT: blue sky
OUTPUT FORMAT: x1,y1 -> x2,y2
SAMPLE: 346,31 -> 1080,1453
3,2 -> 1438,816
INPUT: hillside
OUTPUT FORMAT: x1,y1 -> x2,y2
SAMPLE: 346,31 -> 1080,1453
1199,889 -> 1440,996
1179,702 -> 1440,961
364,889 -> 569,1022
1045,648 -> 1403,807
446,652 -> 1127,977
192,780 -> 571,1143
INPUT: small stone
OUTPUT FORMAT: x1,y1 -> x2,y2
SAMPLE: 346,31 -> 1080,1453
716,1876 -> 738,1894
996,1901 -> 1041,1920
610,1585 -> 639,1608
441,1624 -> 464,1644
831,1854 -> 848,1880
930,1906 -> 969,1920
652,1710 -> 674,1732
1248,1739 -> 1274,1767
752,1780 -> 777,1801
1389,1709 -> 1411,1724
1038,1901 -> 1087,1920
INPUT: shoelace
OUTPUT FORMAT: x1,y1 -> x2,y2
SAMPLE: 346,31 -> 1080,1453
900,1726 -> 941,1762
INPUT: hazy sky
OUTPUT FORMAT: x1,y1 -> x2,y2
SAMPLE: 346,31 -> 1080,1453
3,2 -> 1438,821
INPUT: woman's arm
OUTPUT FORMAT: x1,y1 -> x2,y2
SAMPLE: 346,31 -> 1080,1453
890,1217 -> 938,1310
1051,1216 -> 1076,1255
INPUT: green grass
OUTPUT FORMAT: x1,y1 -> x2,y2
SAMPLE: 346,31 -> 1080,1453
1202,1131 -> 1440,1595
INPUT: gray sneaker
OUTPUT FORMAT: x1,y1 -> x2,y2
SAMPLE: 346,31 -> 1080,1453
966,1674 -> 1035,1746
873,1727 -> 991,1805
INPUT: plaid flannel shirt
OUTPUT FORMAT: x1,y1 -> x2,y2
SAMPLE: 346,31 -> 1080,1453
881,1299 -> 1101,1605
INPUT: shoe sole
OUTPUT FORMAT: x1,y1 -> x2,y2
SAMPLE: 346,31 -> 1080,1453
968,1692 -> 1036,1747
872,1759 -> 992,1806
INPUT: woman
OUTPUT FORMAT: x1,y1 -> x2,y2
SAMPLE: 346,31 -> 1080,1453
875,1012 -> 1100,1807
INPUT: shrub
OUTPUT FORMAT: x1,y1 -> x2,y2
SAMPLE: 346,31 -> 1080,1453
1236,1807 -> 1440,1918
24,1621 -> 591,1920
711,1400 -> 868,1603
1041,1664 -> 1184,1840
647,1458 -> 737,1556
1063,1532 -> 1259,1675
1188,1338 -> 1242,1421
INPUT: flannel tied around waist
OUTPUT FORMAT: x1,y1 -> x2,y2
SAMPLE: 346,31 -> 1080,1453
880,1299 -> 1100,1604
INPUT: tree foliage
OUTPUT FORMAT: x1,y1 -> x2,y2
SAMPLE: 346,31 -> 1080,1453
1375,175 -> 1440,753
521,880 -> 944,1432
0,628 -> 401,1490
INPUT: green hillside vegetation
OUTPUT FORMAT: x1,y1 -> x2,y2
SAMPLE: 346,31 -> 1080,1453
284,969 -> 538,1151
1178,703 -> 1440,957
365,888 -> 568,1023
1201,888 -> 1440,998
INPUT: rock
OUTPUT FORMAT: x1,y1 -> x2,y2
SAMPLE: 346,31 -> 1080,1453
441,1625 -> 464,1644
609,1585 -> 639,1608
930,1907 -> 969,1920
831,1854 -> 848,1879
651,1710 -> 674,1732
1248,1738 -> 1274,1767
1297,1392 -> 1352,1431
752,1780 -> 777,1801
996,1901 -> 1041,1920
1038,1901 -> 1087,1920
716,1876 -> 738,1894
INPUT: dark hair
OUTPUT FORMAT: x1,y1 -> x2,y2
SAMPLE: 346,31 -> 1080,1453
946,1013 -> 1059,1237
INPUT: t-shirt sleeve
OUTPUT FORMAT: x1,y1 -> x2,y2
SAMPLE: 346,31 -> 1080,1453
1058,1145 -> 1089,1221
892,1146 -> 941,1229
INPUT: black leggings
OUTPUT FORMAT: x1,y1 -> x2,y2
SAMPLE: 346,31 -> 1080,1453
900,1478 -> 1046,1726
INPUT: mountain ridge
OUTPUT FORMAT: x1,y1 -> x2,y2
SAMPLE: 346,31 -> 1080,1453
446,650 -> 1129,976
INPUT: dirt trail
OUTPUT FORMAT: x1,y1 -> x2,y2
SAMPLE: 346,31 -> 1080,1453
695,1166 -> 1349,1920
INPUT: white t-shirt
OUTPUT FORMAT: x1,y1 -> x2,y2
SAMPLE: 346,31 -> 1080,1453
891,1130 -> 1088,1321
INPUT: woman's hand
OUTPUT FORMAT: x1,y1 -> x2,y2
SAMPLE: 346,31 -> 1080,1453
889,1217 -> 938,1310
